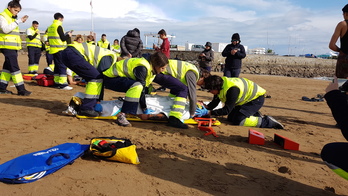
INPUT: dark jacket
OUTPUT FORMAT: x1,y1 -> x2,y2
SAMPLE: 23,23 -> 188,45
120,29 -> 143,58
222,43 -> 246,69
198,48 -> 214,68
324,90 -> 348,140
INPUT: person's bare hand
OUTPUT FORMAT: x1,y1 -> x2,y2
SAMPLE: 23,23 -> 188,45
231,49 -> 238,55
325,76 -> 339,93
21,15 -> 28,23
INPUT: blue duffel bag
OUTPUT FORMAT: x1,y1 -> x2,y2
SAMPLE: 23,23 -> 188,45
0,143 -> 89,184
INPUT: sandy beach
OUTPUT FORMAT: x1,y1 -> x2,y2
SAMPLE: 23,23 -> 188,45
0,54 -> 347,196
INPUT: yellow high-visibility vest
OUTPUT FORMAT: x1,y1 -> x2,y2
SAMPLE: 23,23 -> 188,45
47,20 -> 66,54
26,27 -> 41,48
103,58 -> 155,87
164,60 -> 200,85
218,77 -> 266,105
0,8 -> 21,50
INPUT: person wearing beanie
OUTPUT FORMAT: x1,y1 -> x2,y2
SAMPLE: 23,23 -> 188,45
329,4 -> 348,91
221,33 -> 246,77
198,41 -> 214,72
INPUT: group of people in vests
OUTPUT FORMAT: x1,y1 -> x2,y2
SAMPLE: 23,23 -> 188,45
0,1 -> 285,131
5,0 -> 348,185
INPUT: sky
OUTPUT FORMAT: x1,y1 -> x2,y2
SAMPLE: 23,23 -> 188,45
0,0 -> 345,55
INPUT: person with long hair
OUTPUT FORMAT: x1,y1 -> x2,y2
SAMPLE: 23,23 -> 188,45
0,0 -> 31,96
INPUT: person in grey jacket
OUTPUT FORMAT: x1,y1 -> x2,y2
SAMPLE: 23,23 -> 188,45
198,41 -> 214,72
120,28 -> 143,58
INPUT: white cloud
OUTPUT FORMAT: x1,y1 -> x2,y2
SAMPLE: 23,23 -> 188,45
0,0 -> 343,55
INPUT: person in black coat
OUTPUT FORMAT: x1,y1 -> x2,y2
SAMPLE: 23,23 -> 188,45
221,33 -> 246,77
120,28 -> 143,58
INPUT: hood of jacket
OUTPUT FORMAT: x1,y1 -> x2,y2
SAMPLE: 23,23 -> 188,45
126,29 -> 140,38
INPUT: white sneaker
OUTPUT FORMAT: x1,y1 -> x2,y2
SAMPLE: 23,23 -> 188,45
116,113 -> 132,127
60,86 -> 73,90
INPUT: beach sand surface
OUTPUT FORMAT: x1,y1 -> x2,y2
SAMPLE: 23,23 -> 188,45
0,54 -> 347,196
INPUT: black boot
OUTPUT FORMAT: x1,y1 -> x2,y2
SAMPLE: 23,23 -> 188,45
0,89 -> 13,94
78,109 -> 99,117
264,115 -> 284,129
167,116 -> 188,129
18,90 -> 32,96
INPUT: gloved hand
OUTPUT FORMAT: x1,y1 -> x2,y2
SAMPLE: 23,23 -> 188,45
143,108 -> 155,114
94,103 -> 103,112
195,106 -> 209,117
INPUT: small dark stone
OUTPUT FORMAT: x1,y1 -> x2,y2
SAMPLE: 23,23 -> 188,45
324,186 -> 335,193
278,166 -> 290,173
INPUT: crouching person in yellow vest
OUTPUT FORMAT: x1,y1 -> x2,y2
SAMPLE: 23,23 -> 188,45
62,41 -> 117,117
0,1 -> 31,96
103,52 -> 168,127
199,76 -> 284,129
153,60 -> 200,129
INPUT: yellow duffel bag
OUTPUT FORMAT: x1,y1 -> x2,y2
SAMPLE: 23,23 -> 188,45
89,137 -> 140,164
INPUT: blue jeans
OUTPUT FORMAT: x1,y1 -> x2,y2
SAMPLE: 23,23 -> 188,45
224,68 -> 241,77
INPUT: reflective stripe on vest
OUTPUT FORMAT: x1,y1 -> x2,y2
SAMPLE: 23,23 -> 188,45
26,27 -> 41,47
0,8 -> 21,50
69,42 -> 116,69
218,77 -> 266,106
103,58 -> 155,87
165,60 -> 200,85
47,20 -> 66,54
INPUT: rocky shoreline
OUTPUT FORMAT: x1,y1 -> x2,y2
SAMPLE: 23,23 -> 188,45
241,55 -> 336,78
146,50 -> 338,78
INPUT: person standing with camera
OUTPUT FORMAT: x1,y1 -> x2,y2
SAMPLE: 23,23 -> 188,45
198,41 -> 214,72
222,33 -> 246,77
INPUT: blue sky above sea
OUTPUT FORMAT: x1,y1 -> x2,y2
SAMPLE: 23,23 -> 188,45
0,0 -> 345,56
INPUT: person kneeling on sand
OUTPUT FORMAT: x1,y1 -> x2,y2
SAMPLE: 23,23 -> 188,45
321,77 -> 348,180
196,75 -> 284,129
103,52 -> 168,127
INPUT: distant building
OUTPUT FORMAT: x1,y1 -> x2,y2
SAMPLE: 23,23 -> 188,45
144,32 -> 176,49
211,43 -> 228,52
248,47 -> 266,55
170,44 -> 185,51
185,43 -> 205,51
